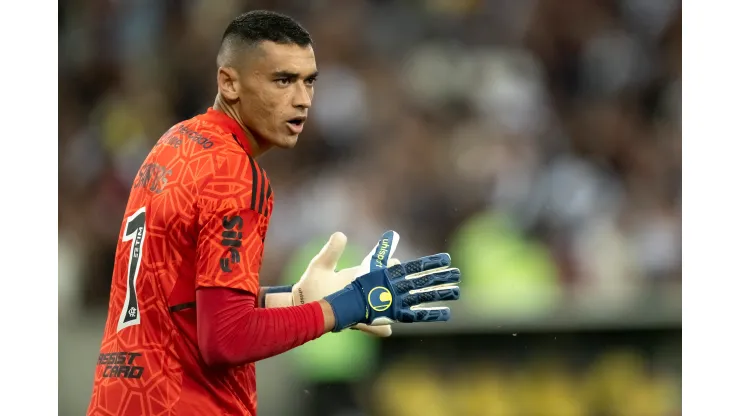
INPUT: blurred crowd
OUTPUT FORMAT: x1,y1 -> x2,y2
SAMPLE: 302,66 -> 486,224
58,1 -> 682,414
58,0 -> 681,317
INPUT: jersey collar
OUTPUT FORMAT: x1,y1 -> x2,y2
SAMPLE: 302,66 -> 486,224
203,107 -> 253,154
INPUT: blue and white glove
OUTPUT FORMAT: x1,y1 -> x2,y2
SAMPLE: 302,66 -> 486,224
284,230 -> 401,337
324,231 -> 461,332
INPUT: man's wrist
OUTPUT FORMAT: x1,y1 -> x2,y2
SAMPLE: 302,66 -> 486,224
260,285 -> 294,308
323,282 -> 366,332
317,299 -> 337,333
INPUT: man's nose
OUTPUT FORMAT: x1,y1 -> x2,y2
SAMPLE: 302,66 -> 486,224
292,84 -> 312,109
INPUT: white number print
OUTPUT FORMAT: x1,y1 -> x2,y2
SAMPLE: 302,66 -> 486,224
117,207 -> 147,332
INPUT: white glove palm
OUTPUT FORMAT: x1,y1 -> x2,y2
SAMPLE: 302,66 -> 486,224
292,231 -> 400,337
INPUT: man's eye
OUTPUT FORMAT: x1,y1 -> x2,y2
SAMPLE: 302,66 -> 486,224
276,78 -> 290,86
305,77 -> 317,86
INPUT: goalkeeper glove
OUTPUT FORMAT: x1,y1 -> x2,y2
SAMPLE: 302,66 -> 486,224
324,238 -> 461,332
263,231 -> 402,337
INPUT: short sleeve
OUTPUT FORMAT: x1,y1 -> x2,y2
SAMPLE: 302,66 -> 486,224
195,152 -> 270,294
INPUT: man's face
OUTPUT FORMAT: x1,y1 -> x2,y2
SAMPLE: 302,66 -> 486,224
237,41 -> 317,149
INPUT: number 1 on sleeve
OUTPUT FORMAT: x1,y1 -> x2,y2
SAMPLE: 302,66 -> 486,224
117,207 -> 147,332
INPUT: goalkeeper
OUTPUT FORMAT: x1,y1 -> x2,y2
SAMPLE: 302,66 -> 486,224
87,10 -> 460,416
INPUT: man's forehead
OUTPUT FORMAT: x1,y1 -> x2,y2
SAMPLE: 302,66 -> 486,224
252,41 -> 316,74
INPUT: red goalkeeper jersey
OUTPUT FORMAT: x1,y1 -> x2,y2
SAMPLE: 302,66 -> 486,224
87,108 -> 273,416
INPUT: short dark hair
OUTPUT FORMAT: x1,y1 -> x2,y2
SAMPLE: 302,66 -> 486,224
218,10 -> 312,66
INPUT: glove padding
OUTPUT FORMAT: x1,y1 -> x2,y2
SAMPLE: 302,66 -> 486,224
324,232 -> 461,332
291,231 -> 401,337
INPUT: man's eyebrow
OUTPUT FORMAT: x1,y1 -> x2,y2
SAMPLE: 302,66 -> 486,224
271,70 -> 299,78
270,70 -> 319,79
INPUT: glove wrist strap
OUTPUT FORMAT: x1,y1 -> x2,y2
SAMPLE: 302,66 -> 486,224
324,281 -> 366,332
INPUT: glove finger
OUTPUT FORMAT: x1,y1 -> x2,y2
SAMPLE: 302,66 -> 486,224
400,285 -> 460,308
361,230 -> 400,273
398,306 -> 451,323
310,232 -> 347,270
353,323 -> 392,337
391,268 -> 461,294
387,253 -> 451,282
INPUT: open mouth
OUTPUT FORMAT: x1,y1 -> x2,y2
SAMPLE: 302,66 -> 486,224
286,116 -> 306,134
287,117 -> 305,126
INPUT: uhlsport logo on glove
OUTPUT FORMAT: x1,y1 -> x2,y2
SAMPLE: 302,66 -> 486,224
374,238 -> 391,269
368,287 -> 392,311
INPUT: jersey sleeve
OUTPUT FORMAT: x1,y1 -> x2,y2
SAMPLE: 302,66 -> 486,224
195,152 -> 270,295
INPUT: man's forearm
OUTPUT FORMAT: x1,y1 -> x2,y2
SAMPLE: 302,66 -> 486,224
197,287 -> 335,367
258,285 -> 293,308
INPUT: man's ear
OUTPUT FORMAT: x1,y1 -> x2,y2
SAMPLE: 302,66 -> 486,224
217,67 -> 240,101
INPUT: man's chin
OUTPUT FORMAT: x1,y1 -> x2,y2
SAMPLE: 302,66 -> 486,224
256,134 -> 298,152
275,134 -> 299,149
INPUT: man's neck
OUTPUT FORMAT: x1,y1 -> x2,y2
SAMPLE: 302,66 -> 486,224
212,95 -> 266,157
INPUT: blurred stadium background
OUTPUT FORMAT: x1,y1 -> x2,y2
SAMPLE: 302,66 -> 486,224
59,0 -> 681,415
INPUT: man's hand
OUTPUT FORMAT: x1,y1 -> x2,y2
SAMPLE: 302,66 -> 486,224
264,231 -> 402,337
324,232 -> 461,332
334,256 -> 403,337
291,231 -> 400,337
